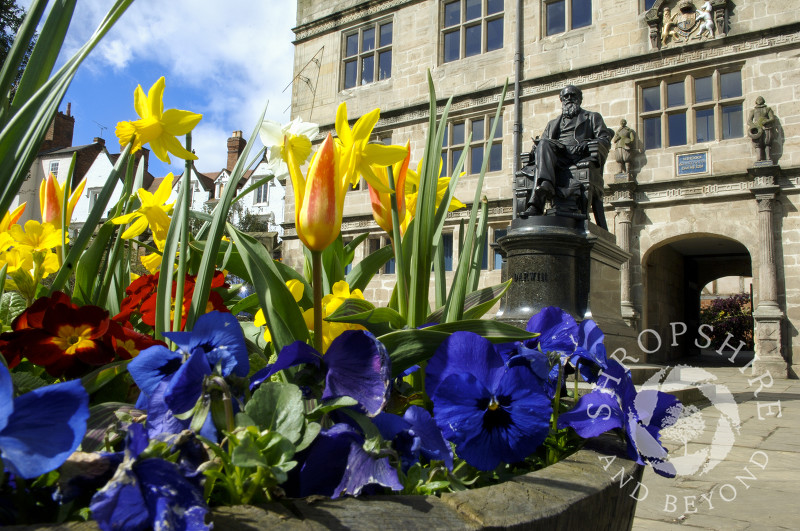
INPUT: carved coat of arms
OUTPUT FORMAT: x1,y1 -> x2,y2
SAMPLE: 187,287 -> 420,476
661,1 -> 716,46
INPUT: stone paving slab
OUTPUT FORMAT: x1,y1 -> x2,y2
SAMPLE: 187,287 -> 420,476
632,363 -> 800,531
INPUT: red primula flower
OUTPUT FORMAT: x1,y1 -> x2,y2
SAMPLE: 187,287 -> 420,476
107,320 -> 166,360
0,293 -> 117,377
115,271 -> 229,331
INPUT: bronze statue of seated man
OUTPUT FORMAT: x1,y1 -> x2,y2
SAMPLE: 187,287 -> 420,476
516,85 -> 613,230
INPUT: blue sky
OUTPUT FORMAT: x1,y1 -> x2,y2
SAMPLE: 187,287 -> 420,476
20,0 -> 296,178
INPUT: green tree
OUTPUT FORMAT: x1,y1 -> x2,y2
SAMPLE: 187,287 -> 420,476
1,0 -> 36,91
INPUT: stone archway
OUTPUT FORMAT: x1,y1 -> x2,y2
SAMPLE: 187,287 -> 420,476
641,234 -> 752,363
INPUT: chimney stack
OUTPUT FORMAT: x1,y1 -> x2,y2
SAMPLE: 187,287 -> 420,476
93,137 -> 105,146
39,106 -> 75,153
227,130 -> 246,172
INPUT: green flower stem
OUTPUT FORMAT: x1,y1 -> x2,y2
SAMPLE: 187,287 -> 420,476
548,361 -> 566,466
312,249 -> 323,353
172,133 -> 193,333
387,165 -> 408,319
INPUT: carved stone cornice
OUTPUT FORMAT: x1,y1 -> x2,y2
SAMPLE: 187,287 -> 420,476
293,0 -> 421,43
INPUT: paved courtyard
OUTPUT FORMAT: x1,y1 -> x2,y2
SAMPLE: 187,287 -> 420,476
631,352 -> 800,530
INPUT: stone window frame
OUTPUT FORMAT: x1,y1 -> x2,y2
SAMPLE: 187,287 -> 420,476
341,17 -> 393,90
543,0 -> 592,37
369,235 -> 396,275
638,68 -> 745,151
440,0 -> 504,64
441,112 -> 503,178
253,180 -> 271,205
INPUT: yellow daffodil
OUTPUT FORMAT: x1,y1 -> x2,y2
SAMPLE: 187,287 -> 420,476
10,220 -> 63,251
401,159 -> 466,232
259,117 -> 319,182
291,133 -> 343,251
39,173 -> 85,230
111,173 -> 175,242
335,102 -> 407,193
368,141 -> 410,236
0,203 -> 25,233
115,77 -> 202,164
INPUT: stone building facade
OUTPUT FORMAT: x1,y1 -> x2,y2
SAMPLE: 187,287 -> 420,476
287,0 -> 800,376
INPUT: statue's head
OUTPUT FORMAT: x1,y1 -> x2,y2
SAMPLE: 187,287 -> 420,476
756,96 -> 766,106
560,85 -> 582,118
620,119 -> 628,127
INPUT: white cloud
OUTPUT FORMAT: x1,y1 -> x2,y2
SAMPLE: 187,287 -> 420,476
59,0 -> 296,174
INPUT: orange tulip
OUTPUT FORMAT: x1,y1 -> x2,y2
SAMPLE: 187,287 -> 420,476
39,173 -> 85,229
0,203 -> 26,233
291,133 -> 342,251
368,141 -> 410,236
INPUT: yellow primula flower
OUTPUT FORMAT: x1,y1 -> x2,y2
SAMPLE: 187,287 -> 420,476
111,173 -> 175,242
334,102 -> 407,193
9,220 -> 64,251
303,280 -> 366,353
115,77 -> 202,164
0,248 -> 33,273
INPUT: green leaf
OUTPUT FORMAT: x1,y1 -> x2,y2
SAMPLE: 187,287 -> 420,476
426,280 -> 511,323
379,329 -> 450,378
228,224 -> 309,351
80,360 -> 130,396
188,105 -> 266,329
245,381 -> 305,444
345,244 -> 393,293
0,291 -> 27,325
306,396 -> 358,420
423,320 -> 535,342
295,422 -> 321,453
73,221 -> 115,305
231,432 -> 269,468
230,293 -> 260,315
10,371 -> 48,394
325,301 -> 407,336
82,402 -> 140,452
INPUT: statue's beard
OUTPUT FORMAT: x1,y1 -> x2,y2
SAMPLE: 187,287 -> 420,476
562,102 -> 580,118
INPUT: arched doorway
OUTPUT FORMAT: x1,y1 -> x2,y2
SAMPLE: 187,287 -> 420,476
642,234 -> 752,363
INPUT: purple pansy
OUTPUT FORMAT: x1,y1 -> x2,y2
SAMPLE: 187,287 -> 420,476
426,332 -> 552,471
372,405 -> 453,472
0,362 -> 89,479
557,358 -> 681,477
250,330 -> 391,416
284,424 -> 402,498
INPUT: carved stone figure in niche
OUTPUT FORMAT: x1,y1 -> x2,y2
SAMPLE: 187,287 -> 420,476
612,119 -> 640,176
515,85 -> 613,230
661,0 -> 716,46
747,96 -> 777,162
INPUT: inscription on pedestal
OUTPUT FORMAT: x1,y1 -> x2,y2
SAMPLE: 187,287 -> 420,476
512,271 -> 549,283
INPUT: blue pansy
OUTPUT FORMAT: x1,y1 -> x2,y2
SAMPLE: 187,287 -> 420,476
128,311 -> 248,437
372,405 -> 453,472
426,332 -> 552,471
250,330 -> 391,416
525,306 -> 579,353
0,362 -> 89,479
557,358 -> 681,477
90,424 -> 210,531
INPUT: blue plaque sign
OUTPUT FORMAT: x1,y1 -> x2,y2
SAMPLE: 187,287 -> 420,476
676,152 -> 708,175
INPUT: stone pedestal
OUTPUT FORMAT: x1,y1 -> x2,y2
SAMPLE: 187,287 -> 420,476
496,217 -> 637,354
